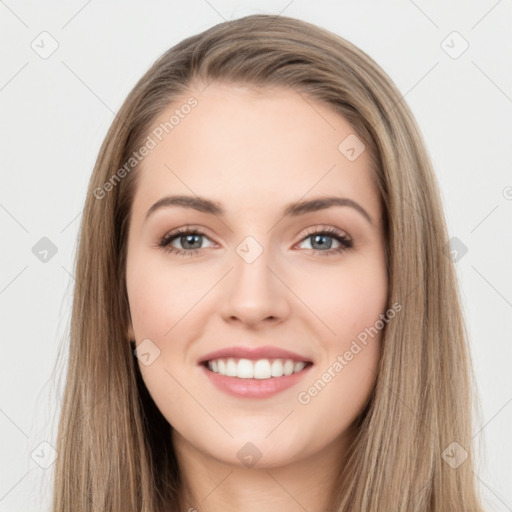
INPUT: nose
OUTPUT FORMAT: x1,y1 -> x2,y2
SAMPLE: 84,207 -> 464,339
220,245 -> 291,327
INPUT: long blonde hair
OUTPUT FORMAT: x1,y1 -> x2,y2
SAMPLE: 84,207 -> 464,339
52,14 -> 484,511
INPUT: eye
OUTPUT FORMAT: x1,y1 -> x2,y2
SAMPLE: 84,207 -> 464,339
157,226 -> 215,257
157,225 -> 353,257
296,226 -> 353,256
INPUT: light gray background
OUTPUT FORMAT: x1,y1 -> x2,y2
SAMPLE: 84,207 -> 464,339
1,1 -> 511,510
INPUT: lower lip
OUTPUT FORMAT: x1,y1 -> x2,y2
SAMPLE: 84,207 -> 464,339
200,363 -> 313,399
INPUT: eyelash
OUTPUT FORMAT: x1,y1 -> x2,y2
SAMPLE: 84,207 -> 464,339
157,225 -> 353,258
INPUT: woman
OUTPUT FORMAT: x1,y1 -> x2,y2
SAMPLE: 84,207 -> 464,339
52,14 -> 484,511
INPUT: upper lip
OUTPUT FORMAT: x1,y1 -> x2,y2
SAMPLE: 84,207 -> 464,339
198,345 -> 313,364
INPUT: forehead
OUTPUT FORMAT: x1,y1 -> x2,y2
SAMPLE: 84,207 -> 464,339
131,83 -> 380,221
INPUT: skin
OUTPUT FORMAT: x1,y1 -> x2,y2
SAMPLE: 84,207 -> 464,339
125,82 -> 388,512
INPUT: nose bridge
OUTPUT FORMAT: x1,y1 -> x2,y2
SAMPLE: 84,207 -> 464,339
235,236 -> 273,289
220,233 -> 290,324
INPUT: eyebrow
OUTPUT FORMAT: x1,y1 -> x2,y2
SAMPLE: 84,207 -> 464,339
144,194 -> 373,224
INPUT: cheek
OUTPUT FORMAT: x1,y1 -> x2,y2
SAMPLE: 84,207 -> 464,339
126,256 -> 206,339
126,257 -> 216,401
126,260 -> 202,421
293,270 -> 386,437
294,254 -> 386,401
298,257 -> 388,344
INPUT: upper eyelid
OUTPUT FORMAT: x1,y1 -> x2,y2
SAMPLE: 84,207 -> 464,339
301,225 -> 350,238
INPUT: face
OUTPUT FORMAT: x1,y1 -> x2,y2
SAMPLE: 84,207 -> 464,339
125,82 -> 388,469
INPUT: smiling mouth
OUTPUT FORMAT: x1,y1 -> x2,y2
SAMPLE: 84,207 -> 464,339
202,357 -> 313,380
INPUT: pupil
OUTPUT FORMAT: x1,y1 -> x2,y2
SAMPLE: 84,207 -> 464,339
183,234 -> 201,249
312,234 -> 332,250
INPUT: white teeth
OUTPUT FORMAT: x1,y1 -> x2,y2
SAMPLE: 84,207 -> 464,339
207,358 -> 309,379
283,360 -> 295,375
237,359 -> 254,379
294,361 -> 306,373
271,359 -> 284,377
254,359 -> 271,379
225,358 -> 237,377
